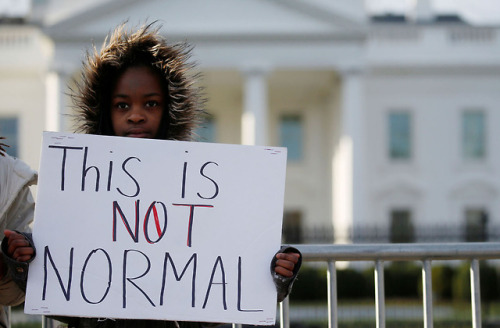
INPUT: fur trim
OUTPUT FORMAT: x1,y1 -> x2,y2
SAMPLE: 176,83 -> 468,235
0,136 -> 9,156
71,22 -> 205,141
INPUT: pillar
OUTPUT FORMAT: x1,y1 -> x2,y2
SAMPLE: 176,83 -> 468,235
332,68 -> 366,243
241,66 -> 270,146
45,67 -> 72,132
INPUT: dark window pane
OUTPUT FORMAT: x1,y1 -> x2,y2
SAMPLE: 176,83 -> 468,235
283,210 -> 302,243
463,111 -> 486,159
0,117 -> 19,157
388,112 -> 411,159
280,115 -> 303,161
390,209 -> 414,243
465,208 -> 488,242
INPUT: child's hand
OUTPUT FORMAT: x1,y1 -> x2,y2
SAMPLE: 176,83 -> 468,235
274,252 -> 300,278
4,230 -> 34,262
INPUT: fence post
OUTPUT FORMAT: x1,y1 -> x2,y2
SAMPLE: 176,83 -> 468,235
375,260 -> 385,328
470,259 -> 482,328
280,296 -> 290,328
7,306 -> 10,328
422,259 -> 433,328
327,261 -> 337,328
43,316 -> 52,328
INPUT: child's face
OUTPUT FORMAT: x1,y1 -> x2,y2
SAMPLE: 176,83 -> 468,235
110,66 -> 164,139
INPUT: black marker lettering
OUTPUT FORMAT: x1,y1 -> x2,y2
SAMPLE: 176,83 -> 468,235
172,204 -> 214,247
143,201 -> 168,244
237,256 -> 263,312
112,200 -> 140,242
48,145 -> 84,191
160,253 -> 197,307
181,162 -> 188,198
81,147 -> 100,192
117,157 -> 141,198
202,256 -> 227,310
122,249 -> 155,308
197,162 -> 219,200
43,246 -> 74,301
107,160 -> 113,191
80,249 -> 112,304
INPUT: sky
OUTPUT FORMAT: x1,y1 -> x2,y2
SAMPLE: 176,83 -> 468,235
366,0 -> 500,25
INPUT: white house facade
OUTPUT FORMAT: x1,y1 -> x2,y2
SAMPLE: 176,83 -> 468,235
0,0 -> 498,244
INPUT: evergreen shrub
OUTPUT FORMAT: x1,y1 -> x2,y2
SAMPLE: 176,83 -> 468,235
384,262 -> 421,298
432,265 -> 454,300
452,261 -> 499,302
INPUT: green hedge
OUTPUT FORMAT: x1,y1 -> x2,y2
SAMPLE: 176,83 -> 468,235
384,262 -> 421,298
291,266 -> 328,301
290,261 -> 499,301
452,262 -> 499,302
337,268 -> 370,299
432,265 -> 454,300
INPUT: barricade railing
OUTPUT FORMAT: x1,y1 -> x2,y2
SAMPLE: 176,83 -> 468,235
274,242 -> 500,328
38,242 -> 500,328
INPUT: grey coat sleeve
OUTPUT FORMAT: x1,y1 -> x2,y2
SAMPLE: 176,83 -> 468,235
0,272 -> 25,306
0,231 -> 35,292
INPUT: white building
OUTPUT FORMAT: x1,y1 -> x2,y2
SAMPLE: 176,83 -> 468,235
0,0 -> 498,244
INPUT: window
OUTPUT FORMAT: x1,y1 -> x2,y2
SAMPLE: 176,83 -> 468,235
0,117 -> 19,157
464,208 -> 488,242
196,115 -> 216,143
390,209 -> 414,243
279,115 -> 303,161
462,111 -> 486,160
388,112 -> 411,160
282,210 -> 302,244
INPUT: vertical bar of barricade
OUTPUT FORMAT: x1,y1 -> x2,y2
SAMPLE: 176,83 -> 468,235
7,306 -> 10,328
280,297 -> 290,328
233,324 -> 243,328
327,261 -> 337,328
422,259 -> 433,328
375,260 -> 385,328
43,315 -> 56,328
470,259 -> 482,328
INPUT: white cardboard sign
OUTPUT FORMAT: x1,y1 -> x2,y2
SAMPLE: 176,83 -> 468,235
25,132 -> 287,325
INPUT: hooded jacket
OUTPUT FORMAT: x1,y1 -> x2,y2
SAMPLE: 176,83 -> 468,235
72,22 -> 204,142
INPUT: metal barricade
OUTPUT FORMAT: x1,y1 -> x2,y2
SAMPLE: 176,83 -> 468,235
36,242 -> 500,328
278,242 -> 500,328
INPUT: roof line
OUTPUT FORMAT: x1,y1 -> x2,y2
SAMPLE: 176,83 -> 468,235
43,0 -> 153,33
268,0 -> 366,32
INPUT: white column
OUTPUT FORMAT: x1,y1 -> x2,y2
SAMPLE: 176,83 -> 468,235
332,68 -> 366,244
46,69 -> 72,132
241,66 -> 270,146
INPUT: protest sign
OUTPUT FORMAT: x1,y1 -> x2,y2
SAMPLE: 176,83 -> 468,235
25,132 -> 287,325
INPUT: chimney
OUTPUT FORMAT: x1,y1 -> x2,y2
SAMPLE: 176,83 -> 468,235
410,0 -> 434,23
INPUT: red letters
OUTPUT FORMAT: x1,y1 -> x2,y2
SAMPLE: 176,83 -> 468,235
112,200 -> 213,247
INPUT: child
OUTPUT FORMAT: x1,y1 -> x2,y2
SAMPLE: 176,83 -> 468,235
0,137 -> 37,327
3,23 -> 301,327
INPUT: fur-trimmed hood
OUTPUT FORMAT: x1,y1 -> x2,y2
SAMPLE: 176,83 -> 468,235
71,23 -> 204,141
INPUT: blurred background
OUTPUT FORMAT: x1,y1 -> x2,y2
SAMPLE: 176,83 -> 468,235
1,0 -> 499,244
1,0 -> 500,327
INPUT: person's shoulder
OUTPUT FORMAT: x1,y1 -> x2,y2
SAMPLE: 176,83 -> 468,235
0,154 -> 16,177
0,153 -> 15,165
0,154 -> 37,185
